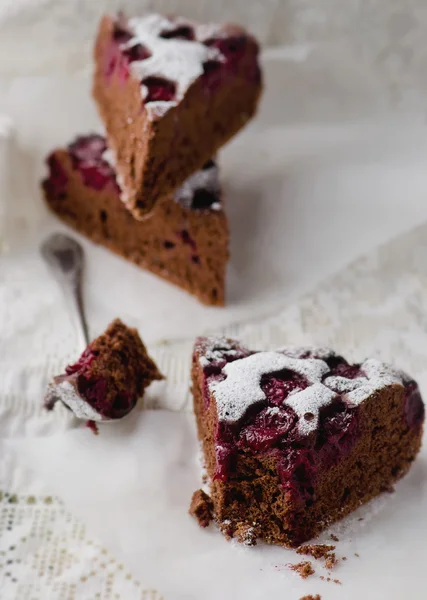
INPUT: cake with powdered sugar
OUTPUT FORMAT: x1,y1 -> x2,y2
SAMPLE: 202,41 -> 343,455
42,134 -> 229,306
93,12 -> 261,219
191,336 -> 425,546
44,319 -> 162,427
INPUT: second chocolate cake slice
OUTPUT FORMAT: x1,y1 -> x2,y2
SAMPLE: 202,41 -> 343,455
93,12 -> 261,218
42,134 -> 229,306
192,337 -> 424,547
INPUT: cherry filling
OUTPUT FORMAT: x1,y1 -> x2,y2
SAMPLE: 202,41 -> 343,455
66,135 -> 118,192
64,346 -> 136,419
191,188 -> 218,210
122,43 -> 151,62
261,370 -> 308,406
142,76 -> 176,103
159,25 -> 194,40
45,154 -> 69,198
404,381 -> 425,429
65,346 -> 97,377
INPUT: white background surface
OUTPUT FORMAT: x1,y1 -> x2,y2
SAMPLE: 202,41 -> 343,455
2,53 -> 427,343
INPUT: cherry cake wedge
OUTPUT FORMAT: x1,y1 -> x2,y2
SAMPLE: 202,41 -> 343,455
45,319 -> 162,424
42,134 -> 229,306
191,337 -> 424,547
93,12 -> 262,219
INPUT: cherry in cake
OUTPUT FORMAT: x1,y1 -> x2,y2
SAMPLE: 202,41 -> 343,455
191,337 -> 424,547
45,319 -> 162,424
93,12 -> 262,219
42,134 -> 229,306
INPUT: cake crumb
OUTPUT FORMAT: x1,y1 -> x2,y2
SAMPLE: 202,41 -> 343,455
234,522 -> 259,546
342,556 -> 347,561
333,579 -> 342,585
86,420 -> 99,435
189,489 -> 213,528
289,561 -> 315,579
330,534 -> 339,542
354,553 -> 360,557
324,553 -> 338,570
296,544 -> 335,559
300,595 -> 321,600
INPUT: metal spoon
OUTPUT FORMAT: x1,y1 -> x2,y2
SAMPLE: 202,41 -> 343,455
41,233 -> 89,350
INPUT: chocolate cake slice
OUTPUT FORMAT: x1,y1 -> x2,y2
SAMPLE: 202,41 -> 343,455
192,337 -> 424,547
45,319 -> 162,423
42,134 -> 229,306
93,12 -> 261,219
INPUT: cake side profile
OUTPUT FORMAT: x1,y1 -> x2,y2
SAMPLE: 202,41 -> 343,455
93,12 -> 261,218
42,134 -> 229,306
45,318 -> 162,422
191,337 -> 424,547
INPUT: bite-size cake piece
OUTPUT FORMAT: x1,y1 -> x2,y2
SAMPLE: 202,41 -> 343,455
192,337 -> 424,547
45,319 -> 162,423
93,12 -> 261,219
42,134 -> 229,306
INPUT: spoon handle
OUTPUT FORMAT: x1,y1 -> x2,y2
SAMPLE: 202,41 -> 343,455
41,233 -> 89,350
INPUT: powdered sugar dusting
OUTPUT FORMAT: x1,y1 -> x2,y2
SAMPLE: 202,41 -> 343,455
201,338 -> 409,437
277,346 -> 336,361
210,352 -> 330,422
123,14 -> 224,119
284,383 -> 337,435
175,162 -> 221,210
324,376 -> 368,393
197,336 -> 241,368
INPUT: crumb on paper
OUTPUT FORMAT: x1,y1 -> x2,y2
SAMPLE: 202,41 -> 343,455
288,561 -> 315,579
189,489 -> 213,528
297,544 -> 335,560
324,553 -> 338,570
330,534 -> 339,542
300,595 -> 321,600
354,552 -> 360,557
342,556 -> 347,561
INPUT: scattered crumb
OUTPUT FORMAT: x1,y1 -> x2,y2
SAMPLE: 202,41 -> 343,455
330,534 -> 339,542
289,561 -> 315,579
296,544 -> 335,559
234,522 -> 259,546
86,420 -> 99,435
358,517 -> 364,521
219,519 -> 233,539
300,595 -> 321,600
342,556 -> 347,561
354,553 -> 360,557
333,579 -> 342,585
324,553 -> 338,570
189,489 -> 213,528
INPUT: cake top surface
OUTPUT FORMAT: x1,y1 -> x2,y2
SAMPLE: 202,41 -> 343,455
109,12 -> 255,119
54,134 -> 221,212
196,336 -> 410,436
